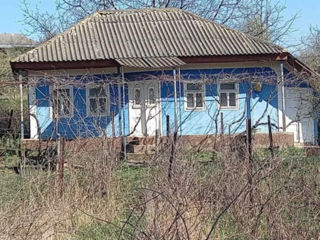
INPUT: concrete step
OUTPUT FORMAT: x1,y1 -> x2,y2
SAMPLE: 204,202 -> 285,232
126,144 -> 156,153
132,144 -> 156,154
127,136 -> 156,145
126,153 -> 154,162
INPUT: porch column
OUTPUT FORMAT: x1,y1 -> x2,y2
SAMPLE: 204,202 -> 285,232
177,67 -> 183,148
280,61 -> 286,131
173,68 -> 178,133
19,70 -> 24,140
120,66 -> 127,159
117,77 -> 122,136
19,70 -> 26,175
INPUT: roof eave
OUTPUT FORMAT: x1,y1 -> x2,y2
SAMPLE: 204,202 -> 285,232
10,59 -> 119,73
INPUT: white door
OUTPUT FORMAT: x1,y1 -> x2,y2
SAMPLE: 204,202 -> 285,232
129,81 -> 161,137
285,87 -> 314,144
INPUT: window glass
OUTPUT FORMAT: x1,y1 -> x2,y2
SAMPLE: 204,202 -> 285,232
220,83 -> 235,90
134,88 -> 141,106
220,92 -> 228,107
196,93 -> 203,107
89,98 -> 97,114
89,86 -> 107,97
148,88 -> 155,105
99,98 -> 107,113
186,83 -> 202,91
229,92 -> 236,106
187,93 -> 194,108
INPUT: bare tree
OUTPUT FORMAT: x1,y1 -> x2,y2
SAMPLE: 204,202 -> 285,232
299,26 -> 320,72
21,0 -> 297,46
238,0 -> 298,45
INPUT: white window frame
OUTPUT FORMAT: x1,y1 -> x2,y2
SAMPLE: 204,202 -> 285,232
86,83 -> 110,117
218,81 -> 239,110
184,81 -> 205,111
51,85 -> 74,118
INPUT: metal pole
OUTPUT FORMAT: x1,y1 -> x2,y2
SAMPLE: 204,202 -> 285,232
166,115 -> 170,137
117,81 -> 122,136
178,67 -> 183,146
173,68 -> 178,133
121,66 -> 127,160
267,115 -> 274,159
220,112 -> 224,135
57,137 -> 65,198
246,118 -> 253,204
19,71 -> 24,140
280,61 -> 286,131
19,71 -> 25,174
111,111 -> 115,138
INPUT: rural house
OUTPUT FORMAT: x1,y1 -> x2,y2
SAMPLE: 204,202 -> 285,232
10,8 -> 317,146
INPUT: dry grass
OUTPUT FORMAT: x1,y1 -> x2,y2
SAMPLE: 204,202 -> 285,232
0,142 -> 319,240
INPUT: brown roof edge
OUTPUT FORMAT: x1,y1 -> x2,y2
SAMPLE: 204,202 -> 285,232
11,53 -> 290,72
180,53 -> 288,64
10,59 -> 119,72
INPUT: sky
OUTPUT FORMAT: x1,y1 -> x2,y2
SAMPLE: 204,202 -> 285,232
0,0 -> 319,51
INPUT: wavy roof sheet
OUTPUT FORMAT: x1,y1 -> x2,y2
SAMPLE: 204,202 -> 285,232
12,8 -> 286,64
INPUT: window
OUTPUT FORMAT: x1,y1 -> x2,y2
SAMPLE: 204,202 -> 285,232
87,84 -> 109,116
53,86 -> 73,118
185,82 -> 205,110
133,88 -> 141,107
219,83 -> 238,109
148,87 -> 156,105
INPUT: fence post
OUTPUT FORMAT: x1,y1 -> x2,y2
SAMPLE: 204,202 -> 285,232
7,109 -> 13,130
220,112 -> 224,135
246,118 -> 253,204
19,71 -> 25,175
168,131 -> 177,181
166,115 -> 170,137
155,129 -> 159,151
267,115 -> 274,159
57,137 -> 65,198
111,111 -> 115,138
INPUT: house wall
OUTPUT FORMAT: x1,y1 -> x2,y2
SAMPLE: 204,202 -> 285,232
32,80 -> 129,140
160,67 -> 278,136
28,62 -> 314,143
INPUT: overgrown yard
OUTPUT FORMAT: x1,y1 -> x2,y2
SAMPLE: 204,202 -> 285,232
0,145 -> 319,239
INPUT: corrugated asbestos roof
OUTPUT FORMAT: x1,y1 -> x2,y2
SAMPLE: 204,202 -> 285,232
12,8 -> 286,66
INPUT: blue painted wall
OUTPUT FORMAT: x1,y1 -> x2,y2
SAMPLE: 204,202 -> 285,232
161,67 -> 278,135
33,67 -> 279,139
35,77 -> 129,140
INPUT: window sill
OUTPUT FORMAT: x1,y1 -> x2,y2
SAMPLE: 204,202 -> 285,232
220,107 -> 239,110
185,107 -> 206,111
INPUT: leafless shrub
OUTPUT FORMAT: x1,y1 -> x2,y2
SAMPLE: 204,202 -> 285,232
121,140 -> 319,239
